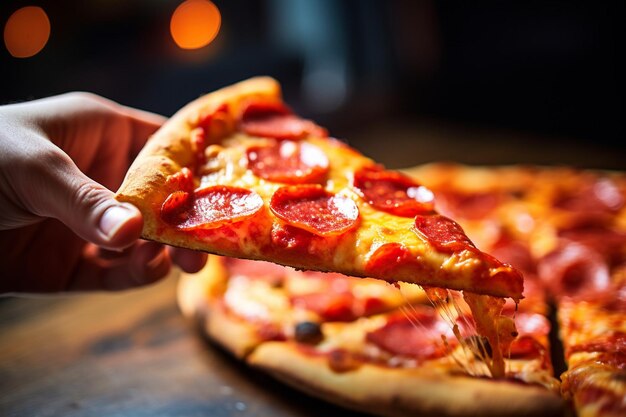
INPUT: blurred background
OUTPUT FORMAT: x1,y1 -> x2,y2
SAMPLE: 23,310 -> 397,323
1,0 -> 624,169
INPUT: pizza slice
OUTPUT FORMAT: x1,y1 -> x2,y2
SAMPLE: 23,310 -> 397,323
116,77 -> 524,377
178,256 -> 563,417
116,77 -> 521,299
557,296 -> 626,417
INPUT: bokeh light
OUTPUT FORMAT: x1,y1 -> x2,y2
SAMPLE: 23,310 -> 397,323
170,0 -> 221,50
4,6 -> 50,58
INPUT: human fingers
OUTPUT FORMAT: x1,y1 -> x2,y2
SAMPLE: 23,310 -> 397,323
70,241 -> 171,291
169,247 -> 208,273
18,142 -> 143,250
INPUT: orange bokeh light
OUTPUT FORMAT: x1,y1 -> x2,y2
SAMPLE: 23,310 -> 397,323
170,0 -> 221,50
4,6 -> 50,58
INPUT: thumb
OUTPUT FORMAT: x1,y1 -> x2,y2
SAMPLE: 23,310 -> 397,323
27,148 -> 143,251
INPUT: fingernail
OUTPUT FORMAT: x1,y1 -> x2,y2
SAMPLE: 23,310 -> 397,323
99,204 -> 137,239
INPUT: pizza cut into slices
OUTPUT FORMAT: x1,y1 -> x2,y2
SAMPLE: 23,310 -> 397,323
174,161 -> 624,416
116,77 -> 524,377
533,170 -> 626,417
178,256 -> 564,417
412,163 -> 626,417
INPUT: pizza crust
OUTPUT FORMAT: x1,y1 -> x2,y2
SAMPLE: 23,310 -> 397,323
248,341 -> 564,417
177,258 -> 266,359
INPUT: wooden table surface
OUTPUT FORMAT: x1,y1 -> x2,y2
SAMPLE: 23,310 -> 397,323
0,272 -> 369,417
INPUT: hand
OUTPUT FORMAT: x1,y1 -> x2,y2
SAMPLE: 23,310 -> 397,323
0,93 -> 207,292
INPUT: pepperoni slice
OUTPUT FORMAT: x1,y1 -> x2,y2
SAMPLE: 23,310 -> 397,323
353,166 -> 435,217
161,185 -> 263,229
364,243 -> 419,277
241,100 -> 292,119
240,100 -> 327,140
290,272 -> 391,321
198,103 -> 231,135
489,238 -> 536,275
292,292 -> 357,322
568,333 -> 626,356
366,309 -> 453,360
509,336 -> 545,360
161,191 -> 192,221
537,242 -> 610,300
554,178 -> 624,213
270,185 -> 359,236
270,223 -> 316,252
558,226 -> 626,263
436,191 -> 502,220
414,214 -> 475,253
247,140 -> 329,184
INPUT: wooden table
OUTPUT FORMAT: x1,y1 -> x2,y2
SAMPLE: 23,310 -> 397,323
0,273 -> 368,417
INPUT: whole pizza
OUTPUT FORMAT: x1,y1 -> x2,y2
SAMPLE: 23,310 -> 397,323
116,78 -> 625,417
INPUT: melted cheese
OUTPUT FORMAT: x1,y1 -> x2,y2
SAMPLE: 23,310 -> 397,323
192,132 -> 519,299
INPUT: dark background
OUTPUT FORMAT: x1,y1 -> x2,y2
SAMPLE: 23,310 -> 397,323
1,0 -> 624,169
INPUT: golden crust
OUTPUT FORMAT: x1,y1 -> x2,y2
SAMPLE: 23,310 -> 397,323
177,258 -> 265,358
248,341 -> 564,417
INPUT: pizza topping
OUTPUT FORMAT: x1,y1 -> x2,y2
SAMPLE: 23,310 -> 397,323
353,166 -> 435,217
161,191 -> 192,222
554,178 -> 624,213
292,292 -> 356,322
414,214 -> 475,253
558,226 -> 626,263
241,99 -> 291,119
294,321 -> 324,345
489,238 -> 536,275
162,186 -> 263,229
462,293 -> 512,378
256,323 -> 286,342
165,167 -> 195,193
270,185 -> 359,236
239,100 -> 327,140
197,103 -> 231,138
270,223 -> 316,253
246,140 -> 329,184
364,243 -> 422,278
509,336 -> 545,360
366,309 -> 453,360
567,332 -> 626,357
436,191 -> 502,220
578,385 -> 626,414
562,360 -> 626,410
538,242 -> 611,300
328,349 -> 361,373
595,351 -> 626,370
